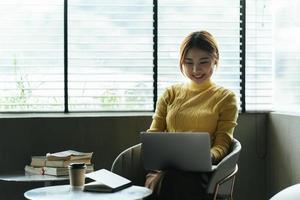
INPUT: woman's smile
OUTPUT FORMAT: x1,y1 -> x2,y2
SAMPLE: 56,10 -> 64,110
183,48 -> 215,84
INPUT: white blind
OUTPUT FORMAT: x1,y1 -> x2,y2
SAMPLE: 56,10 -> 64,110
0,0 -> 64,111
157,0 -> 241,109
273,0 -> 300,112
246,0 -> 273,111
68,0 -> 153,111
1,0 -> 284,113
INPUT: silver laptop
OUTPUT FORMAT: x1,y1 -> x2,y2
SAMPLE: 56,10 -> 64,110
140,132 -> 216,172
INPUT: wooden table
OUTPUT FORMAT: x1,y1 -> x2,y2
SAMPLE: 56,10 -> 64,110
24,184 -> 152,200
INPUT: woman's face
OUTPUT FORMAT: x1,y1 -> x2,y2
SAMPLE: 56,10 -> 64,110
182,48 -> 215,84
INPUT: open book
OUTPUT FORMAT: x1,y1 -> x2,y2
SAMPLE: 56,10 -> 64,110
84,169 -> 132,193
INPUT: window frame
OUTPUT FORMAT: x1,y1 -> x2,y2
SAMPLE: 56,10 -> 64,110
0,0 -> 249,114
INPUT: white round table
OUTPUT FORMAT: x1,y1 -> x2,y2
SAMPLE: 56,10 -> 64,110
270,183 -> 300,200
24,185 -> 152,200
0,171 -> 68,186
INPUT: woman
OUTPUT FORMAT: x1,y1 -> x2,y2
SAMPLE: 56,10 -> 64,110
145,31 -> 239,200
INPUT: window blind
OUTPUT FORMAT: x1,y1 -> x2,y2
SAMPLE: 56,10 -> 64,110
273,0 -> 300,112
246,0 -> 273,111
0,0 -> 281,113
68,0 -> 153,111
0,0 -> 64,112
157,0 -> 242,109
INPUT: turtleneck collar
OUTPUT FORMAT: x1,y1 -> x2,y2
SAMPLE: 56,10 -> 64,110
186,79 -> 214,92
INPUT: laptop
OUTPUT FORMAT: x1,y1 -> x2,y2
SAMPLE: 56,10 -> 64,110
140,132 -> 217,172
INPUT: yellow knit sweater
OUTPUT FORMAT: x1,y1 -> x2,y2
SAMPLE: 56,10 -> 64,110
148,79 -> 239,163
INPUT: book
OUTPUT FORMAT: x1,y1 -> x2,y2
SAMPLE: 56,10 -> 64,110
46,150 -> 93,161
43,166 -> 69,176
45,158 -> 91,168
25,164 -> 94,176
44,164 -> 94,176
25,165 -> 44,175
30,156 -> 47,167
84,169 -> 132,193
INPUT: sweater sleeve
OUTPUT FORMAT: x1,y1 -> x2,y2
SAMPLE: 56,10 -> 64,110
147,88 -> 172,132
210,92 -> 239,163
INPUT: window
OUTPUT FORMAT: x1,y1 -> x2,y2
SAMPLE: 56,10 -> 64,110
0,0 -> 64,111
68,0 -> 153,111
273,0 -> 300,112
1,0 -> 288,113
158,0 -> 241,109
246,0 -> 273,111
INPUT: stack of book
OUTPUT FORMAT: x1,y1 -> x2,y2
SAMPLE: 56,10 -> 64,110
25,150 -> 94,176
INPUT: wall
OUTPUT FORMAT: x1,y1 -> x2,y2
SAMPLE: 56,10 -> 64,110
235,113 -> 267,200
267,113 -> 300,199
0,113 -> 267,200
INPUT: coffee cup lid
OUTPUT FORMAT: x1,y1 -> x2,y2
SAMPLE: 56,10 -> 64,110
68,163 -> 86,169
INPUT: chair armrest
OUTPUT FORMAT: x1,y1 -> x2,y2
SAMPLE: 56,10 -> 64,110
206,139 -> 241,194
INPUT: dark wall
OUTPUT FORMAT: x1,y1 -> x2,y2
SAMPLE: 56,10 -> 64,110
0,113 -> 267,200
267,113 -> 300,198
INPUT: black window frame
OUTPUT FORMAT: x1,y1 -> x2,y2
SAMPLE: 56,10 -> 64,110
0,0 -> 246,113
63,0 -> 246,113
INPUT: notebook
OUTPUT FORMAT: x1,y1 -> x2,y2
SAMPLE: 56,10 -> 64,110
84,169 -> 132,193
140,132 -> 217,172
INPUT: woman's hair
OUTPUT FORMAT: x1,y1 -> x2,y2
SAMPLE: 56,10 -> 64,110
179,31 -> 219,73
